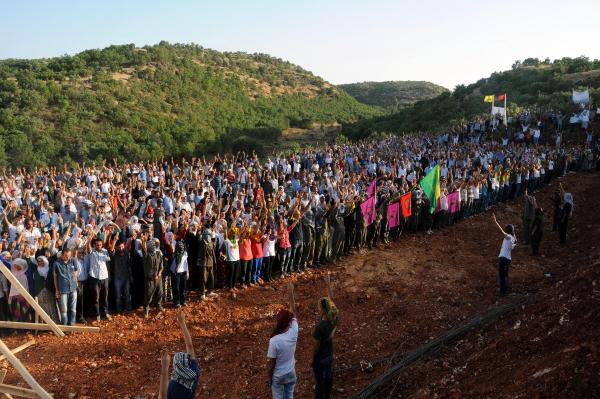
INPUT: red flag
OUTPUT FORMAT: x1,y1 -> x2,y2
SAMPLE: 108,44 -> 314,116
400,192 -> 412,218
387,202 -> 400,228
497,93 -> 506,101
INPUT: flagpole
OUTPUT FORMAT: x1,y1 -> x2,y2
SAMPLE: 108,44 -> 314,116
504,94 -> 507,126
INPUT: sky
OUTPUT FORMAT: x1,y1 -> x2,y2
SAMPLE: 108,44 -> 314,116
1,0 -> 599,89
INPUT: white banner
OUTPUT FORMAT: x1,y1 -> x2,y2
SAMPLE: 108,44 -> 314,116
491,106 -> 505,116
570,109 -> 590,123
572,89 -> 590,105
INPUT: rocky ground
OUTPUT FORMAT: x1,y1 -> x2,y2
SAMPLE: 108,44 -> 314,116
1,171 -> 598,399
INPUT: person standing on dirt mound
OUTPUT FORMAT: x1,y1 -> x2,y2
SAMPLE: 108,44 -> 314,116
158,311 -> 200,399
558,183 -> 574,244
492,213 -> 517,296
530,207 -> 544,256
267,283 -> 298,399
521,189 -> 536,245
313,274 -> 339,399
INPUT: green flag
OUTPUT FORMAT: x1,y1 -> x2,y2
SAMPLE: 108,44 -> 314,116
419,164 -> 440,214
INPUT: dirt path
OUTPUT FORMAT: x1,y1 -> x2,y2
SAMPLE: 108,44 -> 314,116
1,172 -> 598,399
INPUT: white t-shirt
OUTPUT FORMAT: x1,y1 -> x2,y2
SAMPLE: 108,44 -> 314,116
225,239 -> 240,262
499,233 -> 516,260
267,319 -> 298,377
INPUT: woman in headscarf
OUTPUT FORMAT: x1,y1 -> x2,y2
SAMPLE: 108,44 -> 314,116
312,275 -> 339,399
558,183 -> 574,244
31,255 -> 60,323
8,258 -> 33,322
492,213 -> 517,296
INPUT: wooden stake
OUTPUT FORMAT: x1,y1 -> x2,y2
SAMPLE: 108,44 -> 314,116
0,322 -> 99,333
0,341 -> 36,362
0,339 -> 52,399
0,383 -> 37,398
0,262 -> 63,337
0,370 -> 6,384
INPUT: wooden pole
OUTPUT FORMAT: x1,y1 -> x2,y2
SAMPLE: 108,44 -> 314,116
0,341 -> 36,362
33,299 -> 39,338
0,322 -> 99,333
0,384 -> 38,398
0,339 -> 52,399
0,262 -> 63,337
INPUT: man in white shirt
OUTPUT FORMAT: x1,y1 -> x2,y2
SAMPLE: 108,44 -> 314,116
87,239 -> 111,321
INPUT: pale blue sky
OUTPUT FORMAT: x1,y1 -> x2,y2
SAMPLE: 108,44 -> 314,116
1,0 -> 599,89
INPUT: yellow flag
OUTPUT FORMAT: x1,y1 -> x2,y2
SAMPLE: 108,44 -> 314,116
484,95 -> 494,103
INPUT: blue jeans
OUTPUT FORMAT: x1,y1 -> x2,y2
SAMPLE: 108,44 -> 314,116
272,370 -> 296,399
114,277 -> 132,312
59,291 -> 77,326
252,258 -> 263,283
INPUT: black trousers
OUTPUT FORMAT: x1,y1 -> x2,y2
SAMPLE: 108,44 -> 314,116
76,282 -> 86,321
171,272 -> 187,305
88,277 -> 109,317
313,356 -> 334,399
262,256 -> 273,282
240,260 -> 252,285
226,260 -> 239,289
559,220 -> 568,243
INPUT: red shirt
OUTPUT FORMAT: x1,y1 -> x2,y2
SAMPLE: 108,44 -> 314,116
251,237 -> 263,258
277,229 -> 291,249
239,238 -> 253,260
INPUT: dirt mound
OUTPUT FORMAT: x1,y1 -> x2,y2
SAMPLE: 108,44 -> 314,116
1,172 -> 598,399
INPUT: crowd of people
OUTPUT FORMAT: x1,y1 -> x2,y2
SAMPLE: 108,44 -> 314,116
0,113 -> 596,398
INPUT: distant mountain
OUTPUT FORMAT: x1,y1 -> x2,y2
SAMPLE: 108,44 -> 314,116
338,80 -> 448,109
0,42 -> 382,166
342,57 -> 600,139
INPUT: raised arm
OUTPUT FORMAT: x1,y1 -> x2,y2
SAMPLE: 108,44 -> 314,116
159,351 -> 170,399
492,213 -> 506,236
177,311 -> 196,358
288,282 -> 296,316
324,273 -> 334,299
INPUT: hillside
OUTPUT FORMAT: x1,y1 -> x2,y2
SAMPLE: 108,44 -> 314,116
343,56 -> 600,139
0,42 -> 382,166
338,80 -> 447,109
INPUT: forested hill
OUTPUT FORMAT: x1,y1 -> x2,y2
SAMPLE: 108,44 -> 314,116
343,57 -> 600,139
0,42 -> 382,167
338,80 -> 448,109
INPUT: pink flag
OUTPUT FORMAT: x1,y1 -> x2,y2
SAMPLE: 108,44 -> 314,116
367,179 -> 376,198
361,196 -> 377,225
447,192 -> 461,214
387,202 -> 400,228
